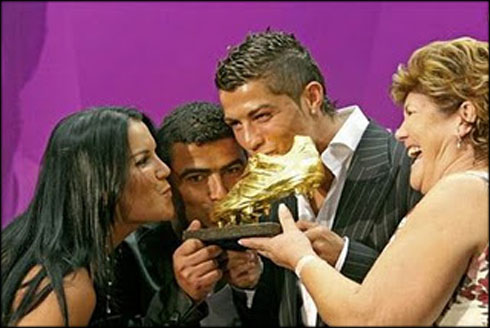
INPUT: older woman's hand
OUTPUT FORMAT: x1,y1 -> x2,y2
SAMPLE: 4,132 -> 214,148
239,204 -> 316,271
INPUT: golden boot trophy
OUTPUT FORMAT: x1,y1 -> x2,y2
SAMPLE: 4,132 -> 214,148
183,135 -> 325,250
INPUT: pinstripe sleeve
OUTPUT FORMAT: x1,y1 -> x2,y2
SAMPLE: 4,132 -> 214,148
340,240 -> 379,282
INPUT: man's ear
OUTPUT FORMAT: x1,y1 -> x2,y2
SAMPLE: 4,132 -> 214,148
457,101 -> 477,138
302,81 -> 324,115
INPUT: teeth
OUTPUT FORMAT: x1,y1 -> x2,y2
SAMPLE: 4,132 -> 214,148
407,146 -> 422,159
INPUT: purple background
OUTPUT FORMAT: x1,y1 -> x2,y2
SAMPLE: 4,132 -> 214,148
2,2 -> 488,227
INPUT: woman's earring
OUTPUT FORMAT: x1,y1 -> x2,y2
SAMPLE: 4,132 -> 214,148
457,135 -> 462,149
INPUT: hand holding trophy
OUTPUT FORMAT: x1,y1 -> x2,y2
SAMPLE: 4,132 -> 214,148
183,135 -> 325,250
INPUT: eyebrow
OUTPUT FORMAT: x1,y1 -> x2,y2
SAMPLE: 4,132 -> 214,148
220,158 -> 245,173
224,103 -> 273,123
178,168 -> 211,180
178,158 -> 245,179
130,149 -> 150,159
130,141 -> 157,159
247,104 -> 272,118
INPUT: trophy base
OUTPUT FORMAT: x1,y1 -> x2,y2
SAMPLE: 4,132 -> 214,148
182,222 -> 282,251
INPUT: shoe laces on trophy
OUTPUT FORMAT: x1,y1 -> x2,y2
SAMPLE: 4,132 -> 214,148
210,135 -> 326,227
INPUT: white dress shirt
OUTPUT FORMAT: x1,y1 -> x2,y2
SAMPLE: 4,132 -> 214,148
243,106 -> 370,326
297,105 -> 369,326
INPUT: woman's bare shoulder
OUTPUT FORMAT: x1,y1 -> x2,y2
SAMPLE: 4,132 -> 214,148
15,266 -> 96,326
409,170 -> 488,249
429,171 -> 488,202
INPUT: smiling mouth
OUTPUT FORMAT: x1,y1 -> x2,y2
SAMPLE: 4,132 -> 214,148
407,146 -> 422,161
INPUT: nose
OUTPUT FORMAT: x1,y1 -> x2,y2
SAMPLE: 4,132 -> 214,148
395,120 -> 408,143
208,174 -> 227,202
155,156 -> 171,180
241,124 -> 264,154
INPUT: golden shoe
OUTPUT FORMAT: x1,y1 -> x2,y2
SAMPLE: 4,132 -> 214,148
210,135 -> 325,227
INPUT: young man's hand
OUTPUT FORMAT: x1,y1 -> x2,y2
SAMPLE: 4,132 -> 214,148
173,220 -> 223,301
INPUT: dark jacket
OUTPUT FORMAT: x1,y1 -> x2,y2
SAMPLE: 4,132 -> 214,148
90,222 -> 208,326
237,121 -> 422,326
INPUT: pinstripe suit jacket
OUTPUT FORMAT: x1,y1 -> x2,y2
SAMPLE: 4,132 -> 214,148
238,121 -> 422,326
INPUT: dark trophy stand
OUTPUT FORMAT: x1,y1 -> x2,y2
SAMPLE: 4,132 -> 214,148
181,136 -> 323,251
182,222 -> 282,251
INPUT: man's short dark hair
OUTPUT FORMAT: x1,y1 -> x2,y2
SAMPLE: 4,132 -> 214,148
156,101 -> 234,164
215,29 -> 335,114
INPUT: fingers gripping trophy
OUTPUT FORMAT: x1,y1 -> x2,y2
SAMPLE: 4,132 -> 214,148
183,135 -> 325,250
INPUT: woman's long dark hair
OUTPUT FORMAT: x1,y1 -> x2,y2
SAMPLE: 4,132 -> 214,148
1,106 -> 156,326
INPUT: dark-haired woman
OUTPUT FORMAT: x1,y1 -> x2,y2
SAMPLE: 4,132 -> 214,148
2,107 -> 175,326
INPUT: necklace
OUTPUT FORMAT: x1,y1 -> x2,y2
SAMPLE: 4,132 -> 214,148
105,255 -> 113,315
105,245 -> 122,316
